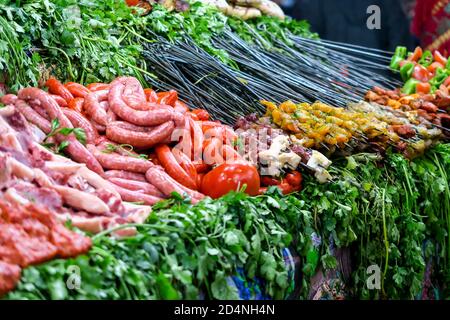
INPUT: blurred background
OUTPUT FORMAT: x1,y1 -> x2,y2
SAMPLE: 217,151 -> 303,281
275,0 -> 450,54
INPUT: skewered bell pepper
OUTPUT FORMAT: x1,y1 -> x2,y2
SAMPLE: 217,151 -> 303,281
429,68 -> 450,89
390,46 -> 407,70
400,62 -> 415,81
402,78 -> 420,94
418,50 -> 433,67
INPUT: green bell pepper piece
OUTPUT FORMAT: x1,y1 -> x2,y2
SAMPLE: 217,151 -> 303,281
418,50 -> 433,67
402,78 -> 419,94
400,62 -> 415,82
390,46 -> 407,70
429,67 -> 450,88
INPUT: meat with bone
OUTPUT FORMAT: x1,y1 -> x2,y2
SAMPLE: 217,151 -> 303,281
0,103 -> 151,231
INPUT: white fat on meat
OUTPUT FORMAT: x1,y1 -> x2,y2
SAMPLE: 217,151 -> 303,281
53,185 -> 110,215
44,161 -> 84,175
7,157 -> 35,181
33,168 -> 54,187
3,188 -> 30,205
77,167 -> 121,199
58,213 -> 109,234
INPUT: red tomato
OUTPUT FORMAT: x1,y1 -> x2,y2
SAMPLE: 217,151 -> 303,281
433,50 -> 448,65
192,109 -> 210,121
125,0 -> 139,6
201,162 -> 260,198
408,47 -> 423,62
277,182 -> 294,195
45,78 -> 74,103
427,62 -> 444,74
285,171 -> 303,187
157,90 -> 178,107
197,173 -> 205,189
412,65 -> 432,82
416,82 -> 431,94
261,176 -> 281,186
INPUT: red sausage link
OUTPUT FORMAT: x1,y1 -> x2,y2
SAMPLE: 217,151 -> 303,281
106,121 -> 175,148
171,147 -> 198,187
18,87 -> 73,128
46,78 -> 74,103
87,144 -> 154,173
64,82 -> 90,98
110,183 -> 163,205
28,99 -> 49,119
108,177 -> 165,198
155,144 -> 198,190
190,117 -> 203,162
86,83 -> 110,91
95,139 -> 142,157
121,77 -> 146,109
68,97 -> 84,113
0,94 -> 17,105
50,94 -> 68,108
103,170 -> 147,182
84,90 -> 111,126
108,77 -> 181,126
91,120 -> 106,133
63,137 -> 104,175
62,108 -> 98,144
145,167 -> 204,203
15,99 -> 52,133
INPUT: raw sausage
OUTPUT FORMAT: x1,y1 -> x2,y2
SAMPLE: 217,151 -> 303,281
46,78 -> 74,103
110,184 -> 163,205
18,87 -> 73,128
108,77 -> 182,126
87,144 -> 154,173
106,120 -> 175,148
145,167 -> 204,203
155,144 -> 197,190
50,94 -> 68,108
62,108 -> 98,144
15,99 -> 51,133
63,137 -> 104,175
84,90 -> 111,126
103,170 -> 147,182
64,82 -> 90,98
0,94 -> 17,105
121,77 -> 146,109
108,177 -> 165,198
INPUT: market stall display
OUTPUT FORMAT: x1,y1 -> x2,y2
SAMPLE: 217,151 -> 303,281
0,0 -> 449,301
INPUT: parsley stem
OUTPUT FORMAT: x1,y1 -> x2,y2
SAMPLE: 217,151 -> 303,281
45,45 -> 75,80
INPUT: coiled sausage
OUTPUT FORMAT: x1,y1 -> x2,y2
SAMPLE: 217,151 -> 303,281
106,121 -> 175,148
